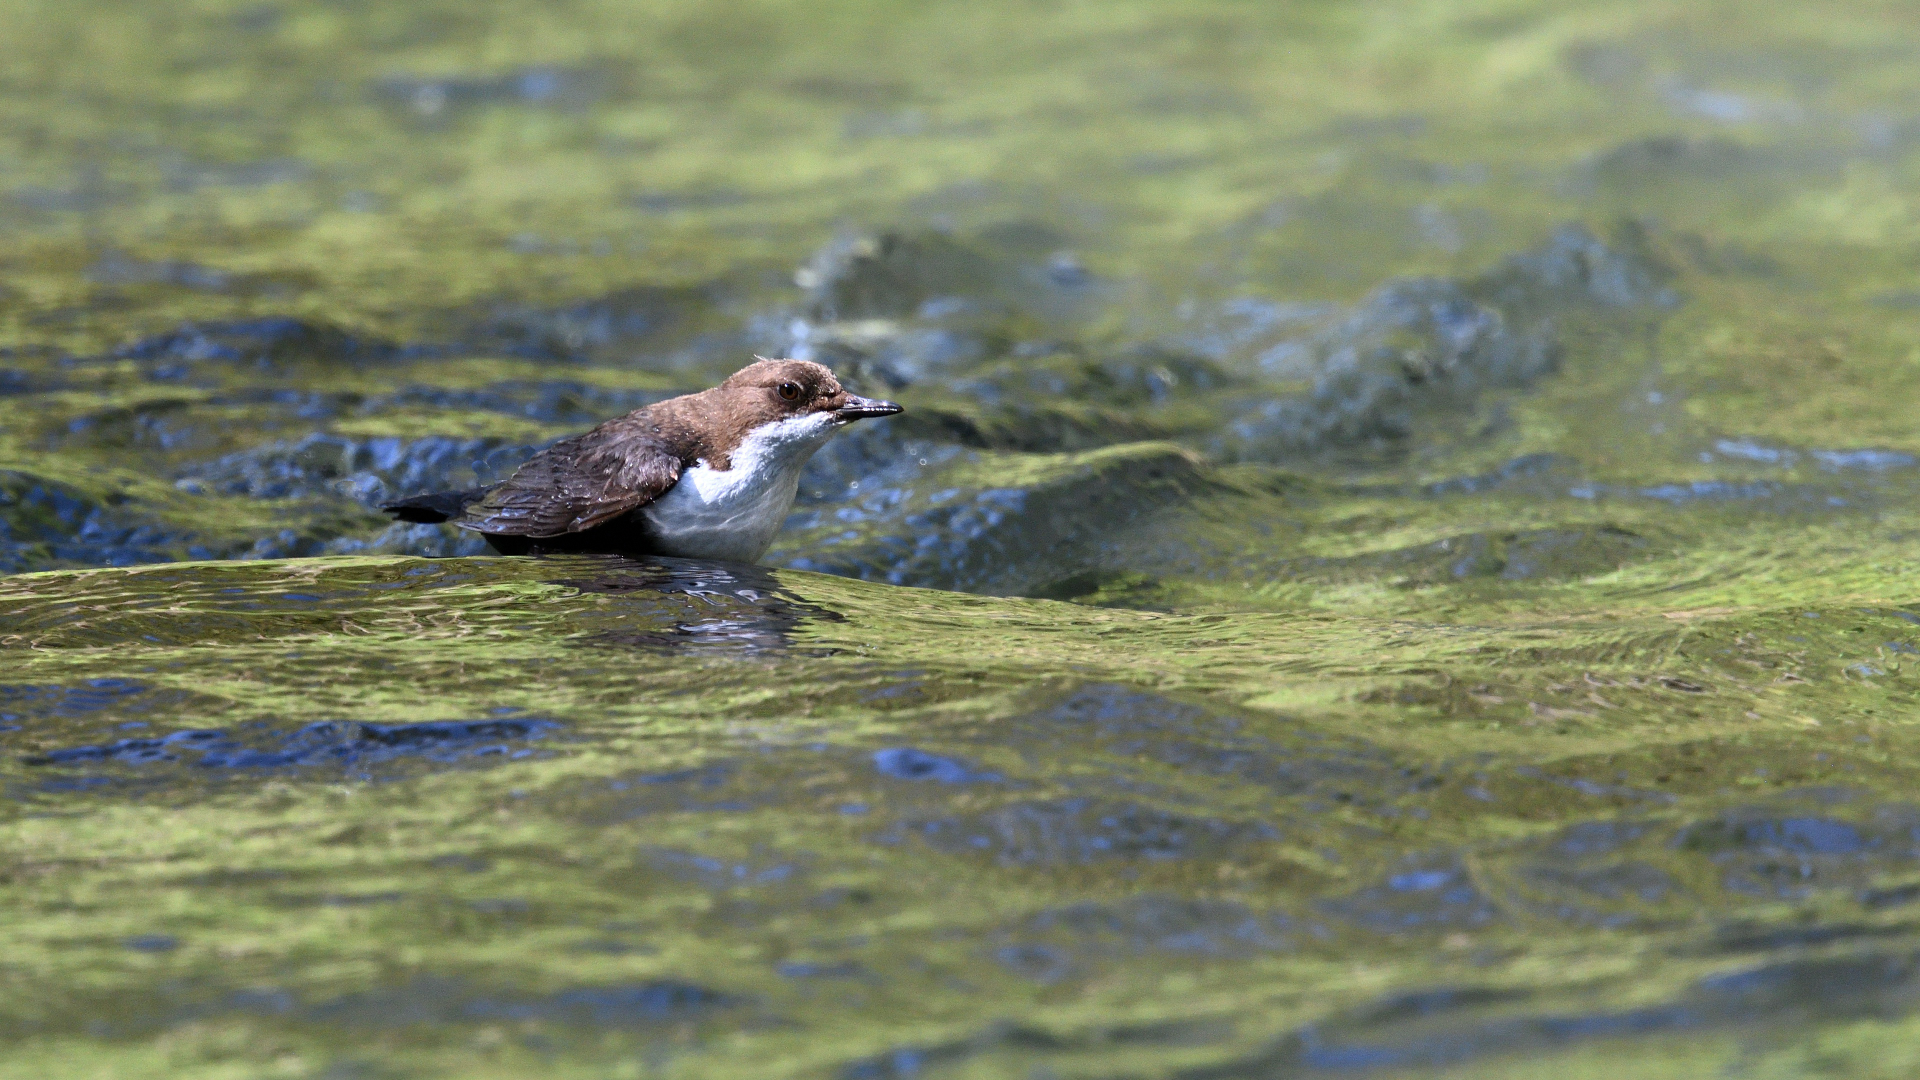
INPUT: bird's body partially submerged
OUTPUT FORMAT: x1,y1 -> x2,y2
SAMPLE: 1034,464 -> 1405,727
381,358 -> 901,562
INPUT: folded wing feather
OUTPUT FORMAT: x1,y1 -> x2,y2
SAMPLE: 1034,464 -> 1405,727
454,422 -> 684,537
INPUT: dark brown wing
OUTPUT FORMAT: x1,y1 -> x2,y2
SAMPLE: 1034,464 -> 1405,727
453,420 -> 683,537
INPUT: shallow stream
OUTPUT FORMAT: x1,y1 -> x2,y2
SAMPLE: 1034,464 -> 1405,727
8,2 -> 1920,1076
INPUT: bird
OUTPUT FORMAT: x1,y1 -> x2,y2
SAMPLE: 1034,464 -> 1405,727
380,357 -> 902,562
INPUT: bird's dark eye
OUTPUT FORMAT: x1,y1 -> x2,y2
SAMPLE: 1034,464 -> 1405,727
777,382 -> 802,401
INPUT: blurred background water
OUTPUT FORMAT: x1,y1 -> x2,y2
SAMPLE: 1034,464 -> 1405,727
9,1 -> 1920,1077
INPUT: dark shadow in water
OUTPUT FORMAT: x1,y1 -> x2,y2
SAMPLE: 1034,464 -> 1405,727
992,893 -> 1298,985
17,716 -> 558,787
878,798 -> 1280,867
871,746 -> 998,784
1165,949 -> 1920,1078
40,975 -> 748,1042
0,470 -> 189,571
838,948 -> 1920,1079
1319,859 -> 1501,933
1005,683 -> 1433,811
837,1015 -> 1238,1080
110,318 -> 417,382
299,976 -> 737,1028
0,678 -> 153,729
547,554 -> 845,655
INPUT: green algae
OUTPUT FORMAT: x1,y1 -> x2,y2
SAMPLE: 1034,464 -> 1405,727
8,0 -> 1920,1076
5,540 -> 1920,1078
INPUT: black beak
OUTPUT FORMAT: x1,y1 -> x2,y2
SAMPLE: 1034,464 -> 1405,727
832,394 -> 904,421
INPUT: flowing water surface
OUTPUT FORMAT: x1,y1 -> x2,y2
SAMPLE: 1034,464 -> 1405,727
8,1 -> 1920,1076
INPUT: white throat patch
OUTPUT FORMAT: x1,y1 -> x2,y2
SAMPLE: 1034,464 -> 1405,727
638,412 -> 840,563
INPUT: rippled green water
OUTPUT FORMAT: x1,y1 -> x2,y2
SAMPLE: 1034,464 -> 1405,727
9,1 -> 1920,1076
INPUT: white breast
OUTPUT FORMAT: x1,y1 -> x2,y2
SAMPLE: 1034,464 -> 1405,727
637,413 -> 838,563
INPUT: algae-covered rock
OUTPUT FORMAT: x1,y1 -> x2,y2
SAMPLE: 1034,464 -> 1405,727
774,441 -> 1214,594
1210,224 -> 1676,462
784,224 -> 1671,477
797,230 -> 1006,322
0,471 -> 187,572
445,284 -> 716,363
114,318 -> 409,380
16,223 -> 1679,579
177,433 -> 542,505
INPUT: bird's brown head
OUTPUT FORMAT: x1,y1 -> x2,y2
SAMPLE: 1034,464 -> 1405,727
719,357 -> 903,426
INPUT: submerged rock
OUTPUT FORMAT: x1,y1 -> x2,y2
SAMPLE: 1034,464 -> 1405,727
0,471 -> 185,572
773,442 -> 1214,594
359,381 -> 674,427
782,228 -> 1662,587
104,283 -> 714,383
1216,277 -> 1556,458
447,284 -> 711,363
1211,224 -> 1676,462
797,231 -> 1005,322
1473,221 -> 1676,311
178,433 -> 543,505
883,797 -> 1279,867
789,227 -> 1106,389
787,223 -> 1670,476
115,318 -> 410,380
57,398 -> 209,453
24,717 -> 559,774
60,223 -> 1685,593
1321,858 -> 1501,932
793,316 -> 990,391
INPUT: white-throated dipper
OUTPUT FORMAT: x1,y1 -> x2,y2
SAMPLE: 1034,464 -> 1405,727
381,358 -> 902,561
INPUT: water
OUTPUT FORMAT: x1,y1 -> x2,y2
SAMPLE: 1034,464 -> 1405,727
6,1 -> 1920,1076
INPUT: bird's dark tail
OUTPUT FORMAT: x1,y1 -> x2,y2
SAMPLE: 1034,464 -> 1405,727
381,489 -> 488,525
